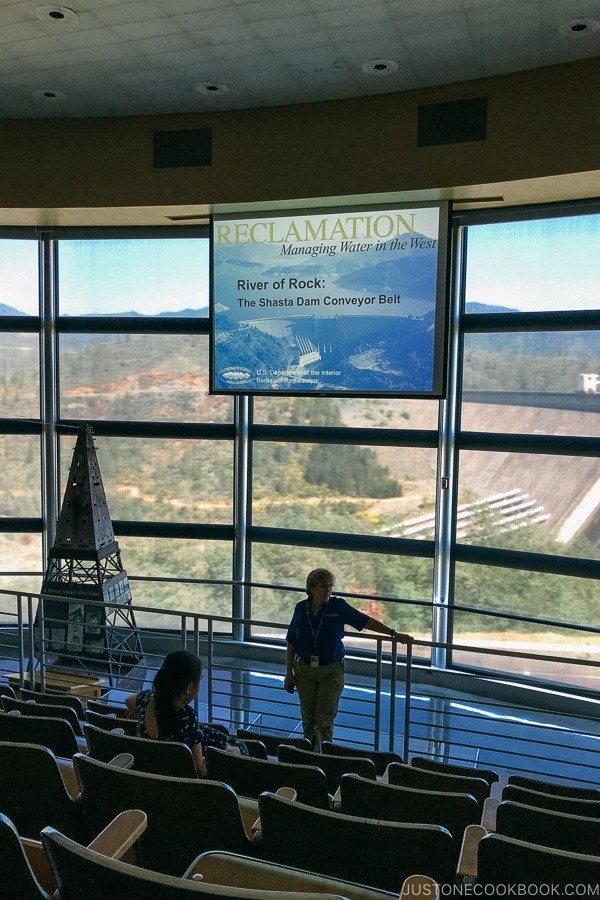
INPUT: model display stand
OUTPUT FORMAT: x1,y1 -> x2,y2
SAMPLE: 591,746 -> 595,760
36,425 -> 143,685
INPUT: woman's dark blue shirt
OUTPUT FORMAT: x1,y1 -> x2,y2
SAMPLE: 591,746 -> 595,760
286,595 -> 369,665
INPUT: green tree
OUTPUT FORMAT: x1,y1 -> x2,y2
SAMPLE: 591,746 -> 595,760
305,444 -> 402,498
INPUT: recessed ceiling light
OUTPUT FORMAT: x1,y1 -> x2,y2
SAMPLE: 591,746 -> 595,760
195,82 -> 230,96
557,18 -> 600,38
361,59 -> 399,76
33,89 -> 67,102
35,5 -> 79,25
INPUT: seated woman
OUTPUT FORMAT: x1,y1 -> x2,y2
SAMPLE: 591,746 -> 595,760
125,649 -> 247,777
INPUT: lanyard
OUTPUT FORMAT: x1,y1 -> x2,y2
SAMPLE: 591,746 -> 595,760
306,599 -> 328,650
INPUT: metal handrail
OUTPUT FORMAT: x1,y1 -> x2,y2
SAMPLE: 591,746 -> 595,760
1,586 -> 599,787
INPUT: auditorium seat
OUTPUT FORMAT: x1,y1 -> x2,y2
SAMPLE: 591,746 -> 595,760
206,746 -> 331,808
459,827 -> 600,889
0,811 -> 59,900
0,740 -> 88,841
86,698 -> 129,717
0,710 -> 84,759
2,695 -> 86,737
19,688 -> 87,720
42,813 -> 351,900
385,761 -> 490,808
503,772 -> 600,800
83,721 -> 197,778
338,772 -> 478,858
482,798 -> 600,855
236,729 -> 311,756
411,755 -> 499,787
258,789 -> 456,893
322,742 -> 403,776
73,752 -> 258,876
277,744 -> 377,795
85,708 -> 138,735
495,783 -> 600,817
189,849 -> 433,900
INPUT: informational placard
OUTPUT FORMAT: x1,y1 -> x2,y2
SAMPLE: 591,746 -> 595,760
211,202 -> 449,396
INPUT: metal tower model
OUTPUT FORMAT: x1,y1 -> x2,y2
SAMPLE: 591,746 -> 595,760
39,425 -> 143,681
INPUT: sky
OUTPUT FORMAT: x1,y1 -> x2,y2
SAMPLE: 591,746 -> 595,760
465,214 -> 600,312
0,238 -> 209,316
1,214 -> 599,316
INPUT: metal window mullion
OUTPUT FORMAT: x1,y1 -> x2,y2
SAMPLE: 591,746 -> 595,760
232,394 -> 250,641
432,223 -> 466,669
39,236 -> 60,560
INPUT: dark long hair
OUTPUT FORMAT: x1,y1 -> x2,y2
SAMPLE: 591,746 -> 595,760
153,650 -> 202,739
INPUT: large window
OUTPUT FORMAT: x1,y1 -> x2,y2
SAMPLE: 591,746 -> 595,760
59,334 -> 230,424
251,441 -> 437,533
250,544 -> 433,645
59,435 -> 234,525
465,217 -> 600,314
455,211 -> 600,678
57,239 -> 209,317
0,211 -> 597,693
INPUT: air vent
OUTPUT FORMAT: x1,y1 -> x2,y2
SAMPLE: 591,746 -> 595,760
153,129 -> 212,169
417,97 -> 488,147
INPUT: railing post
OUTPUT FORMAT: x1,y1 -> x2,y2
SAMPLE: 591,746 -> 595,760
28,593 -> 39,689
388,635 -> 397,752
207,618 -> 214,722
193,616 -> 200,656
403,640 -> 413,762
374,638 -> 382,749
16,595 -> 25,688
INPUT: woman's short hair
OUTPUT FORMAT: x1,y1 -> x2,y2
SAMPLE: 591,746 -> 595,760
306,568 -> 335,593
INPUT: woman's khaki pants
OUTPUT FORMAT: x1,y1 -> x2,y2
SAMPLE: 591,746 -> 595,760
292,658 -> 345,752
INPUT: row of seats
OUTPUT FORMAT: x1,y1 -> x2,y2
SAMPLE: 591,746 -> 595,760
5,805 -> 434,900
2,683 -> 600,897
1,738 -> 437,898
4,732 -> 600,897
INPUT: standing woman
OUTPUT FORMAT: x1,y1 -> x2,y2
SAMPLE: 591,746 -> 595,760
125,649 -> 247,777
284,568 -> 412,752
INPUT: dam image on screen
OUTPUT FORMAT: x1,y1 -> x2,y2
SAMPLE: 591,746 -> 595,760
211,205 -> 448,397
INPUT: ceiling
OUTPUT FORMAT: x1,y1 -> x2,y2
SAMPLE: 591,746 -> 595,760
1,0 -> 600,120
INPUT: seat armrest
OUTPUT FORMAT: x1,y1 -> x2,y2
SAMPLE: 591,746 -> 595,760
56,756 -> 81,799
108,752 -> 135,769
22,838 -> 58,895
490,780 -> 504,801
401,875 -> 439,900
249,786 -> 297,833
236,796 -> 260,838
87,809 -> 147,859
245,787 -> 298,840
457,824 -> 487,879
481,797 -> 499,831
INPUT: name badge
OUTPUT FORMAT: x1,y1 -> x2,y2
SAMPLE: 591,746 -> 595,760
310,656 -> 319,667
